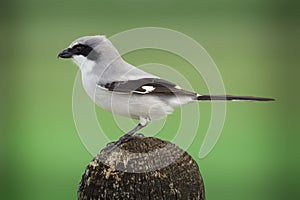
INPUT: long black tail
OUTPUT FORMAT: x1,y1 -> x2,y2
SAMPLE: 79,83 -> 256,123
197,95 -> 274,101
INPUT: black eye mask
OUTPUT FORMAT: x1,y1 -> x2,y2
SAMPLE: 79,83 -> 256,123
71,44 -> 93,57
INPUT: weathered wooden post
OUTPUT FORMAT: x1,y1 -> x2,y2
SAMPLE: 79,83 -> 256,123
78,136 -> 205,200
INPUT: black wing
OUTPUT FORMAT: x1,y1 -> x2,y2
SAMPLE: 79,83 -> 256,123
98,78 -> 196,96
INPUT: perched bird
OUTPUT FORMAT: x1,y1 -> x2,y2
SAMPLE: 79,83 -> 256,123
58,35 -> 274,145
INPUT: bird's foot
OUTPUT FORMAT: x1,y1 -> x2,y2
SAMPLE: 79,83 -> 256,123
106,132 -> 137,148
106,141 -> 117,147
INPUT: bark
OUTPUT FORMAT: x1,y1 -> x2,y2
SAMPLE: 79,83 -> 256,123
78,136 -> 205,200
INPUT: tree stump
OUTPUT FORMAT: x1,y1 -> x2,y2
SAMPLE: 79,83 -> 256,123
78,136 -> 205,200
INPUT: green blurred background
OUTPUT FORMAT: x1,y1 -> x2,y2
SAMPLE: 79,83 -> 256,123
1,0 -> 299,199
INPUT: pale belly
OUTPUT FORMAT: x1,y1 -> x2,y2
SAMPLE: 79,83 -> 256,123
93,88 -> 175,120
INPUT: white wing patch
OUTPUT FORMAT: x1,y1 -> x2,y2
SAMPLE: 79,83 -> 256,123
142,86 -> 155,92
133,85 -> 156,94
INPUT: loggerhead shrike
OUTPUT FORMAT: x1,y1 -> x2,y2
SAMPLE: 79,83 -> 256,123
58,35 -> 274,145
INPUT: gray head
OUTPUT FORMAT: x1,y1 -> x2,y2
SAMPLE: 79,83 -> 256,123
58,35 -> 120,67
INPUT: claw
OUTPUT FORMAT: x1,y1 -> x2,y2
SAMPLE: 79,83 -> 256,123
106,141 -> 117,147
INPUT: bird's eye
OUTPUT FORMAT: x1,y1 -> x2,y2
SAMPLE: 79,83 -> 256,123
74,45 -> 85,52
72,44 -> 93,57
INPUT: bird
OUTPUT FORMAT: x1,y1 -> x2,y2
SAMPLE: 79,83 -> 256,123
58,35 -> 274,145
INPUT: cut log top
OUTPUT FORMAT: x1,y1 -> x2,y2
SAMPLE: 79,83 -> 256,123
78,136 -> 205,200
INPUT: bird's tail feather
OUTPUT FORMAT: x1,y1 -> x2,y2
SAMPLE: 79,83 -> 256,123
196,95 -> 274,101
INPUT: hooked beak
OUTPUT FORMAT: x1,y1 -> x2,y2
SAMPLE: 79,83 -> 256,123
58,48 -> 73,58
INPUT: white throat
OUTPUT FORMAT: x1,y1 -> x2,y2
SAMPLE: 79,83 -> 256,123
73,55 -> 95,73
72,55 -> 99,100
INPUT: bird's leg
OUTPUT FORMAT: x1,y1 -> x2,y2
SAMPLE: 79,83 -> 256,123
113,117 -> 149,146
115,124 -> 144,144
